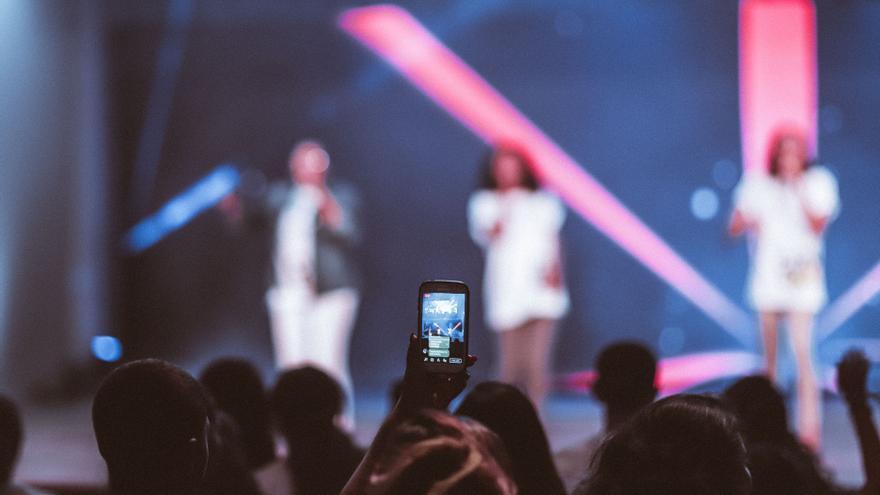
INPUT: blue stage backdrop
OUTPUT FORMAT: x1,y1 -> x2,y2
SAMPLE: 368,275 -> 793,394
109,0 -> 880,391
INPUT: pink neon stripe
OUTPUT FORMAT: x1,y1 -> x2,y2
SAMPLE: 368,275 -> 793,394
340,5 -> 752,342
818,261 -> 880,339
739,0 -> 817,173
560,351 -> 762,395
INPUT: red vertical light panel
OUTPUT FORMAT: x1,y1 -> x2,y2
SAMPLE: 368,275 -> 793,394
740,0 -> 817,173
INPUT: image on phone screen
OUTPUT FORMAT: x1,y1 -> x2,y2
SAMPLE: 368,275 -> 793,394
421,292 -> 466,365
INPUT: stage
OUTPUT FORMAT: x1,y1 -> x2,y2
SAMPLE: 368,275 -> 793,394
16,394 -> 868,490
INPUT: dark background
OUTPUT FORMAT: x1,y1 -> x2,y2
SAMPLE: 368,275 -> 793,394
2,0 -> 879,395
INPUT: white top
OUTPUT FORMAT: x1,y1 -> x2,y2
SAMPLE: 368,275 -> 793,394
468,188 -> 570,330
274,185 -> 321,289
733,166 -> 839,313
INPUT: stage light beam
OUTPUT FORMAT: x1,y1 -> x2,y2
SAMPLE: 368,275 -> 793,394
340,5 -> 752,345
123,164 -> 240,254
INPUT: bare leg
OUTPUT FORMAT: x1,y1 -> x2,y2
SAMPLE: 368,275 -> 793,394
759,311 -> 780,382
523,318 -> 556,409
788,311 -> 822,451
498,324 -> 528,391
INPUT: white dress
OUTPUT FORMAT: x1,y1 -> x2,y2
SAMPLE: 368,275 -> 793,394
733,167 -> 839,313
468,188 -> 570,331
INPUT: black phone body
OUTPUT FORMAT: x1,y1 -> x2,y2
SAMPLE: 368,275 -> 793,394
418,280 -> 469,373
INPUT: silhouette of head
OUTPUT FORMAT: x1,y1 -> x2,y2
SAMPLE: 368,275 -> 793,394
456,382 -> 566,495
271,366 -> 343,435
723,376 -> 830,494
369,409 -> 517,495
0,395 -> 22,484
592,342 -> 658,412
581,394 -> 750,495
722,375 -> 789,445
200,358 -> 275,469
92,359 -> 210,494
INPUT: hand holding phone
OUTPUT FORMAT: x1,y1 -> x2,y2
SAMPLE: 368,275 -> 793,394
394,280 -> 475,412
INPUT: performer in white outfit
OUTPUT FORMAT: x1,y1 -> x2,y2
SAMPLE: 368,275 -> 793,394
223,140 -> 360,429
729,128 -> 839,450
468,145 -> 569,407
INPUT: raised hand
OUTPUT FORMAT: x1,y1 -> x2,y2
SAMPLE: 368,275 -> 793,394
838,349 -> 870,405
398,333 -> 477,412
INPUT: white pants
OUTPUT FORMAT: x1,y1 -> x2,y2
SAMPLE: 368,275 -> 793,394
267,285 -> 359,429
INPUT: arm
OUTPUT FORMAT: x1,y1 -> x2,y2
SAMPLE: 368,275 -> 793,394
837,349 -> 880,493
219,181 -> 286,232
341,334 -> 476,495
468,192 -> 502,248
797,192 -> 830,234
798,168 -> 838,235
728,210 -> 754,237
319,185 -> 360,245
729,176 -> 760,238
803,211 -> 829,235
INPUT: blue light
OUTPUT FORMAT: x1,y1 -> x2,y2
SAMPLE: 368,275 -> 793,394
659,326 -> 685,356
92,335 -> 123,362
123,164 -> 240,254
711,159 -> 739,190
690,187 -> 719,221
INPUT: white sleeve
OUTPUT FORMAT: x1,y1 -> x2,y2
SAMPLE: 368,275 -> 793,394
534,191 -> 566,231
467,192 -> 498,248
803,167 -> 840,219
733,174 -> 762,220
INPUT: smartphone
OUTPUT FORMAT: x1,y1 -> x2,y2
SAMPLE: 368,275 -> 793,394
418,280 -> 469,373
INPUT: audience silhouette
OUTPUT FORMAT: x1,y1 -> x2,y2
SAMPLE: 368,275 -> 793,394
0,395 -> 50,495
723,375 -> 831,494
92,359 -> 211,495
271,366 -> 364,495
456,381 -> 566,495
556,341 -> 658,490
14,324 -> 876,495
574,394 -> 751,495
200,358 -> 276,470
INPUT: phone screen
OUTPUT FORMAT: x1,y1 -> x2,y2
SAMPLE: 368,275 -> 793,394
421,291 -> 467,366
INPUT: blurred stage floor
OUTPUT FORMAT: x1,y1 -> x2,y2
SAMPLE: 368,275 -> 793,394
17,395 -> 867,488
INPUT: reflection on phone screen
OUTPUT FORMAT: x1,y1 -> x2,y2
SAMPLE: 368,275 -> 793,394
421,292 -> 465,365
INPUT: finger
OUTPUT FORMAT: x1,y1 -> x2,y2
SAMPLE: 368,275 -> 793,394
406,333 -> 422,368
466,355 -> 478,367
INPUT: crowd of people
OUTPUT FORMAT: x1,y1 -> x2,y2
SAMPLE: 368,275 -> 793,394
0,333 -> 875,495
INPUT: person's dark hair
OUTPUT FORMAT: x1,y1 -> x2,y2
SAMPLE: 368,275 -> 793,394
723,376 -> 831,494
0,395 -> 22,484
592,342 -> 657,411
767,128 -> 812,177
369,408 -> 518,495
722,375 -> 790,445
200,358 -> 275,469
92,359 -> 210,494
271,366 -> 363,495
478,145 -> 540,191
578,394 -> 750,495
456,382 -> 566,495
272,366 -> 343,430
746,443 -> 830,495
